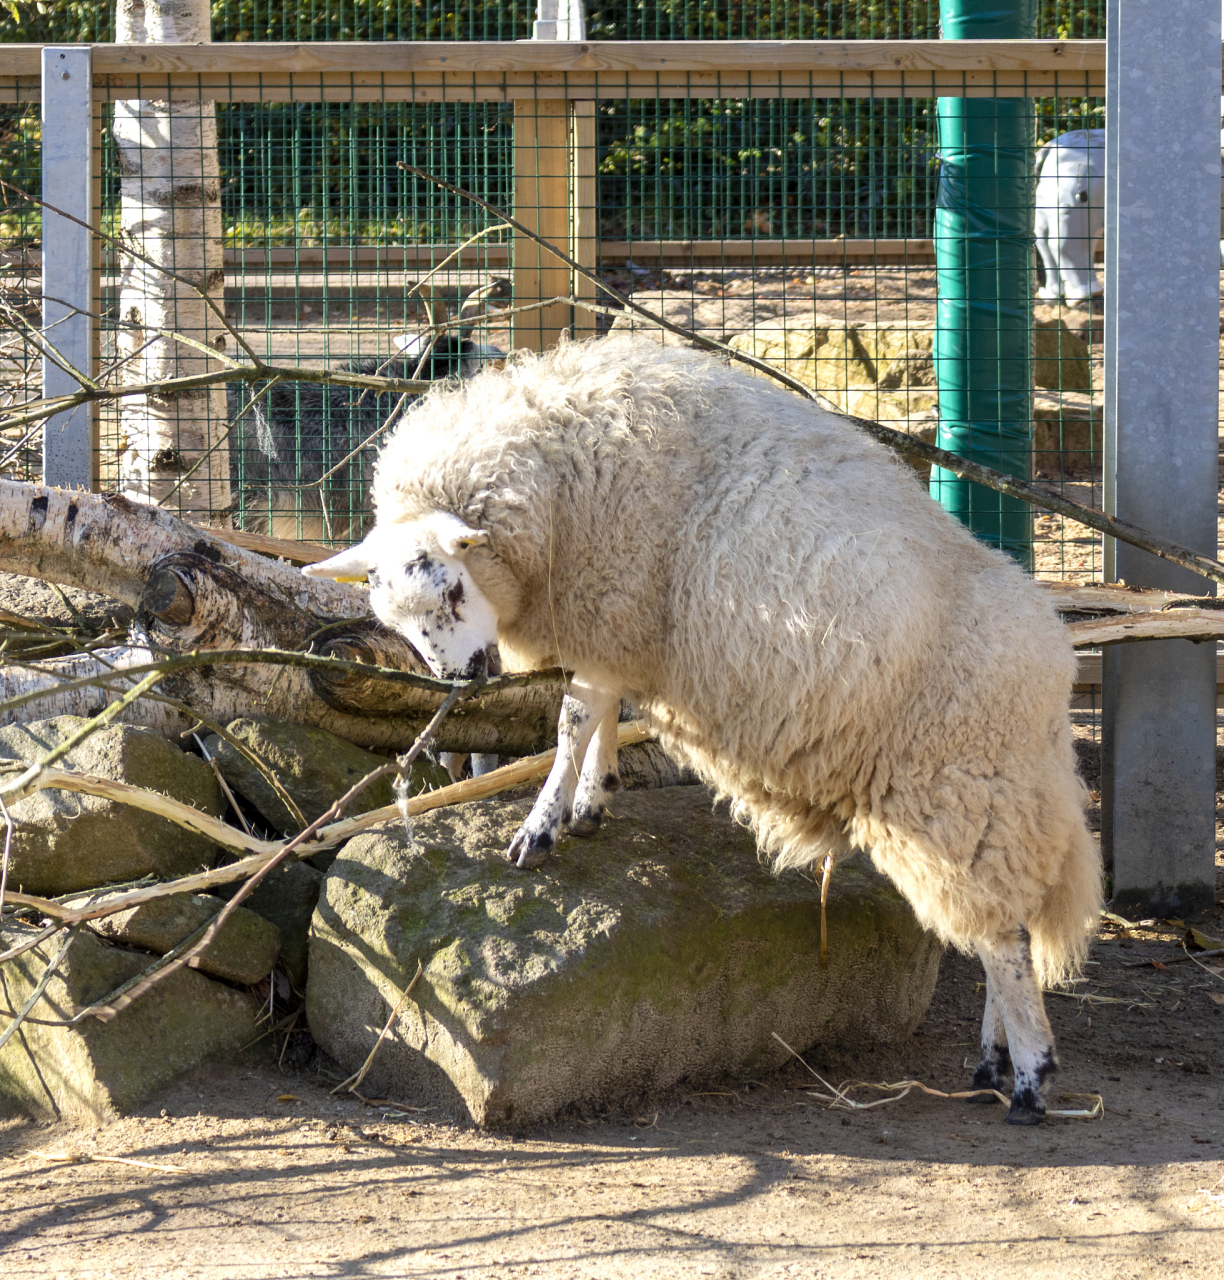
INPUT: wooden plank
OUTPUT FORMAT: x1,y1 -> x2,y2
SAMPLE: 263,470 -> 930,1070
204,526 -> 336,565
571,100 -> 598,340
513,98 -> 572,352
603,238 -> 937,261
77,71 -> 1105,103
1074,653 -> 1224,692
0,40 -> 1109,79
0,40 -> 1111,101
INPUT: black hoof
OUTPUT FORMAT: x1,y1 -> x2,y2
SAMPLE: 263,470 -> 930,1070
966,1090 -> 1001,1105
567,809 -> 603,837
1004,1103 -> 1046,1126
507,830 -> 555,870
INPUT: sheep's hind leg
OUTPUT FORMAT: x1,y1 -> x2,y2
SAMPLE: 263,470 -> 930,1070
507,684 -> 617,870
975,926 -> 1058,1126
967,976 -> 1010,1103
568,706 -> 621,836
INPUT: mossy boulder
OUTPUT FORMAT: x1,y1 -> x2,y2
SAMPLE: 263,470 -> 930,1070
0,924 -> 261,1120
0,717 -> 222,896
306,787 -> 942,1127
91,892 -> 281,987
204,717 -> 450,840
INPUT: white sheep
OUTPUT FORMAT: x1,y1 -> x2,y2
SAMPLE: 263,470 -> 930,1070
305,335 -> 1102,1126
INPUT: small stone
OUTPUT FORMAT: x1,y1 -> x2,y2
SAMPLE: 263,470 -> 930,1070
1032,402 -> 1103,476
91,892 -> 281,986
214,860 -> 324,989
1032,312 -> 1092,390
205,718 -> 451,838
0,717 -> 222,896
0,924 -> 261,1120
307,787 -> 942,1127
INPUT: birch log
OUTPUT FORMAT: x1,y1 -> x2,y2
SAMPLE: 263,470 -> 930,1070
111,0 -> 230,523
0,482 -> 566,751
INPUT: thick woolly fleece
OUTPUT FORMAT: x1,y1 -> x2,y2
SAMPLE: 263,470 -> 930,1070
372,334 -> 1102,987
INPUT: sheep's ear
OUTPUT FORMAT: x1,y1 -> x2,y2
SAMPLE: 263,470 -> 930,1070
301,543 -> 375,582
441,525 -> 490,557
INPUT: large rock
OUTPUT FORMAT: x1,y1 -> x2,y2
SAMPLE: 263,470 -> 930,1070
0,924 -> 262,1120
307,787 -> 942,1127
1032,399 -> 1103,476
729,317 -> 936,413
204,717 -> 450,839
0,717 -> 223,896
91,892 -> 281,986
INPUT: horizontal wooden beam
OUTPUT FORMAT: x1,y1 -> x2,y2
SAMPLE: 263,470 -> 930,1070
8,240 -> 942,272
0,39 -> 1107,77
0,40 -> 1108,101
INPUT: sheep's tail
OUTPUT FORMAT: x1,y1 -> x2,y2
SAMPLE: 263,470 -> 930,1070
1027,822 -> 1103,989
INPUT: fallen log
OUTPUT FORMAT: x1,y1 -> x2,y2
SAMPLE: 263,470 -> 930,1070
0,481 -> 566,753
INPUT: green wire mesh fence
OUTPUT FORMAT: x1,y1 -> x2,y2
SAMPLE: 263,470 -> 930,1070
0,0 -> 1124,601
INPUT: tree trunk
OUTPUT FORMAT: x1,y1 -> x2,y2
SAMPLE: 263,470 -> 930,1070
111,0 -> 230,524
0,481 -> 566,753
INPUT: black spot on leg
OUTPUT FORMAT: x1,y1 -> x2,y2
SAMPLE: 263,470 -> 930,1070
969,1043 -> 1010,1100
601,772 -> 620,793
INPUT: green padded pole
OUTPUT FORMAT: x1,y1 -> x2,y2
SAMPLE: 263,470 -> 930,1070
929,0 -> 1035,567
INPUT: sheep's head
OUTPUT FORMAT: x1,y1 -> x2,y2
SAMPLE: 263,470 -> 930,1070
303,512 -> 502,680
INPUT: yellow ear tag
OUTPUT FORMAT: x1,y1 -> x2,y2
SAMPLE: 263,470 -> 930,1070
332,575 -> 368,583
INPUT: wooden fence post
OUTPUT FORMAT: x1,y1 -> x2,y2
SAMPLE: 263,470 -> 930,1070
513,97 -> 572,353
571,100 -> 598,341
513,96 -> 598,352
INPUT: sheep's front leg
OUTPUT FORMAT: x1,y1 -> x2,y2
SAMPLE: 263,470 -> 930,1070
508,683 -> 618,870
568,705 -> 621,836
975,925 -> 1058,1126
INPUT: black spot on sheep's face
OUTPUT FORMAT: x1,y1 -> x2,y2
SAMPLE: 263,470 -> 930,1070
301,511 -> 502,679
372,518 -> 500,679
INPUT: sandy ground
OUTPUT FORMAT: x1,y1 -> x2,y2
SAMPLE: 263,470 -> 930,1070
2,899 -> 1224,1279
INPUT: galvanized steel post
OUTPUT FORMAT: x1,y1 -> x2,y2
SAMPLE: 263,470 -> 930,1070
40,46 -> 94,490
1101,0 -> 1221,916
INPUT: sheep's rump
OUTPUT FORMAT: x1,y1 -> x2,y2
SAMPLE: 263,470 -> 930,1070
374,335 -> 1101,982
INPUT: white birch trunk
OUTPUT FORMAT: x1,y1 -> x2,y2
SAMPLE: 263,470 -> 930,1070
112,0 -> 230,525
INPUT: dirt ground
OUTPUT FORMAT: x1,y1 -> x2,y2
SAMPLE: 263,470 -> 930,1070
2,898 -> 1224,1279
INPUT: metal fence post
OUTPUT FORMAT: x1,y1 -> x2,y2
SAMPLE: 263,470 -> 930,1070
1101,0 -> 1221,917
40,46 -> 94,490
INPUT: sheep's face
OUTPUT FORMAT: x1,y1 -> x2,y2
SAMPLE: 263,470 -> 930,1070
303,512 -> 501,680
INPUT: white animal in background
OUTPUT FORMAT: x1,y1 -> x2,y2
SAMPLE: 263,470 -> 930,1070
1033,128 -> 1105,302
306,335 -> 1102,1126
1033,125 -> 1224,302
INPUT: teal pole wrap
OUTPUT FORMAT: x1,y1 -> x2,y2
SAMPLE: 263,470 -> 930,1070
930,0 -> 1035,567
